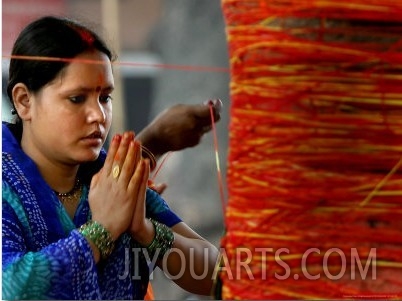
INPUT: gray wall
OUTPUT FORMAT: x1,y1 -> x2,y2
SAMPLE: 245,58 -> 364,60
146,1 -> 230,299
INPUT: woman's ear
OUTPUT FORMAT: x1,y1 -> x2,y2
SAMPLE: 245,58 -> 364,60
12,83 -> 32,121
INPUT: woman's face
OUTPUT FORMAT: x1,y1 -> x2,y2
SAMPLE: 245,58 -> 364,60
22,50 -> 114,165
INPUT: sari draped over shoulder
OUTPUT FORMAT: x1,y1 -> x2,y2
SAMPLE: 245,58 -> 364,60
2,122 -> 182,300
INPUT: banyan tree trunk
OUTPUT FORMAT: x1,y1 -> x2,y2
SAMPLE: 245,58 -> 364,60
218,1 -> 402,299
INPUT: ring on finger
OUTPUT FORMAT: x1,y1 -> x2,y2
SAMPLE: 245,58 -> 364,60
112,164 -> 120,179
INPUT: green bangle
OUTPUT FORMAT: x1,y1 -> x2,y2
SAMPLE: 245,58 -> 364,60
79,220 -> 115,260
146,219 -> 174,260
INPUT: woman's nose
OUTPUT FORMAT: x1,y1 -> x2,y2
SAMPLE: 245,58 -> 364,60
87,99 -> 106,124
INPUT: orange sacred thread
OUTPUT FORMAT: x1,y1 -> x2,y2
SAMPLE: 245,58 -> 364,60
209,102 -> 227,215
219,0 -> 402,299
2,54 -> 230,73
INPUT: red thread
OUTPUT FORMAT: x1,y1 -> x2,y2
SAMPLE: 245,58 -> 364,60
220,0 -> 402,299
2,55 -> 229,73
209,102 -> 227,216
151,151 -> 173,181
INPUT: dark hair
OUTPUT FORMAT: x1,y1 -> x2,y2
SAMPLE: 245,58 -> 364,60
7,15 -> 115,109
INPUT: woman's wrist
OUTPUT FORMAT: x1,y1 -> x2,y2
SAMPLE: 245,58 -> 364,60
145,219 -> 175,260
78,220 -> 115,260
130,218 -> 174,260
130,218 -> 155,246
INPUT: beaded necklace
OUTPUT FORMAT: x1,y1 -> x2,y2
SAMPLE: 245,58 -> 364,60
53,178 -> 82,204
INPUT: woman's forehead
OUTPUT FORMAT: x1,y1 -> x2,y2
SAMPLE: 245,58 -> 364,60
54,51 -> 114,90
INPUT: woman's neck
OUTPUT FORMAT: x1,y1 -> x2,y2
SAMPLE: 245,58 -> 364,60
21,135 -> 80,193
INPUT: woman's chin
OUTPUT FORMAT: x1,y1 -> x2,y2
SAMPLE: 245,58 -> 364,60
76,149 -> 102,163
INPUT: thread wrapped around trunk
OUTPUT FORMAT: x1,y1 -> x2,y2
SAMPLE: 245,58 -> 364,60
218,0 -> 402,299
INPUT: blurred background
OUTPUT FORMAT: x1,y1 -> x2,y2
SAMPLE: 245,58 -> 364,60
2,0 -> 230,299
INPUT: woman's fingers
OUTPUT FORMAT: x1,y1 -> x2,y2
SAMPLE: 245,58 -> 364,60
118,139 -> 141,184
129,159 -> 151,242
103,134 -> 122,174
127,158 -> 149,217
112,132 -> 134,177
133,140 -> 142,172
134,159 -> 150,216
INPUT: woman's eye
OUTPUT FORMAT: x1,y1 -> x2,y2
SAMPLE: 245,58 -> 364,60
69,95 -> 85,103
100,95 -> 113,103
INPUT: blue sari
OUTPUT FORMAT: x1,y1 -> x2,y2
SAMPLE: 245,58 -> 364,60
2,122 -> 182,300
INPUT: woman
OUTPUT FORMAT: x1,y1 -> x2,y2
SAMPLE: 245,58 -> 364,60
2,16 -> 219,300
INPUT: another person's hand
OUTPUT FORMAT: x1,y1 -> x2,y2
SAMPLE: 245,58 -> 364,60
136,99 -> 223,160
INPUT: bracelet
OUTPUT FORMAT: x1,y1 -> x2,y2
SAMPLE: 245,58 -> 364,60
141,145 -> 157,171
146,219 -> 174,260
79,220 -> 115,260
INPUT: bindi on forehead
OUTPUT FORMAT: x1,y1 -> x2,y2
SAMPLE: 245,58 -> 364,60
57,52 -> 113,92
96,74 -> 106,91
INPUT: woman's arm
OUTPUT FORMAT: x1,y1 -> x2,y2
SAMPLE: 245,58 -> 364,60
160,222 -> 220,296
131,188 -> 220,296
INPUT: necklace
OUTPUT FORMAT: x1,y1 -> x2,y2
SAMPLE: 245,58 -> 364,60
53,178 -> 82,204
